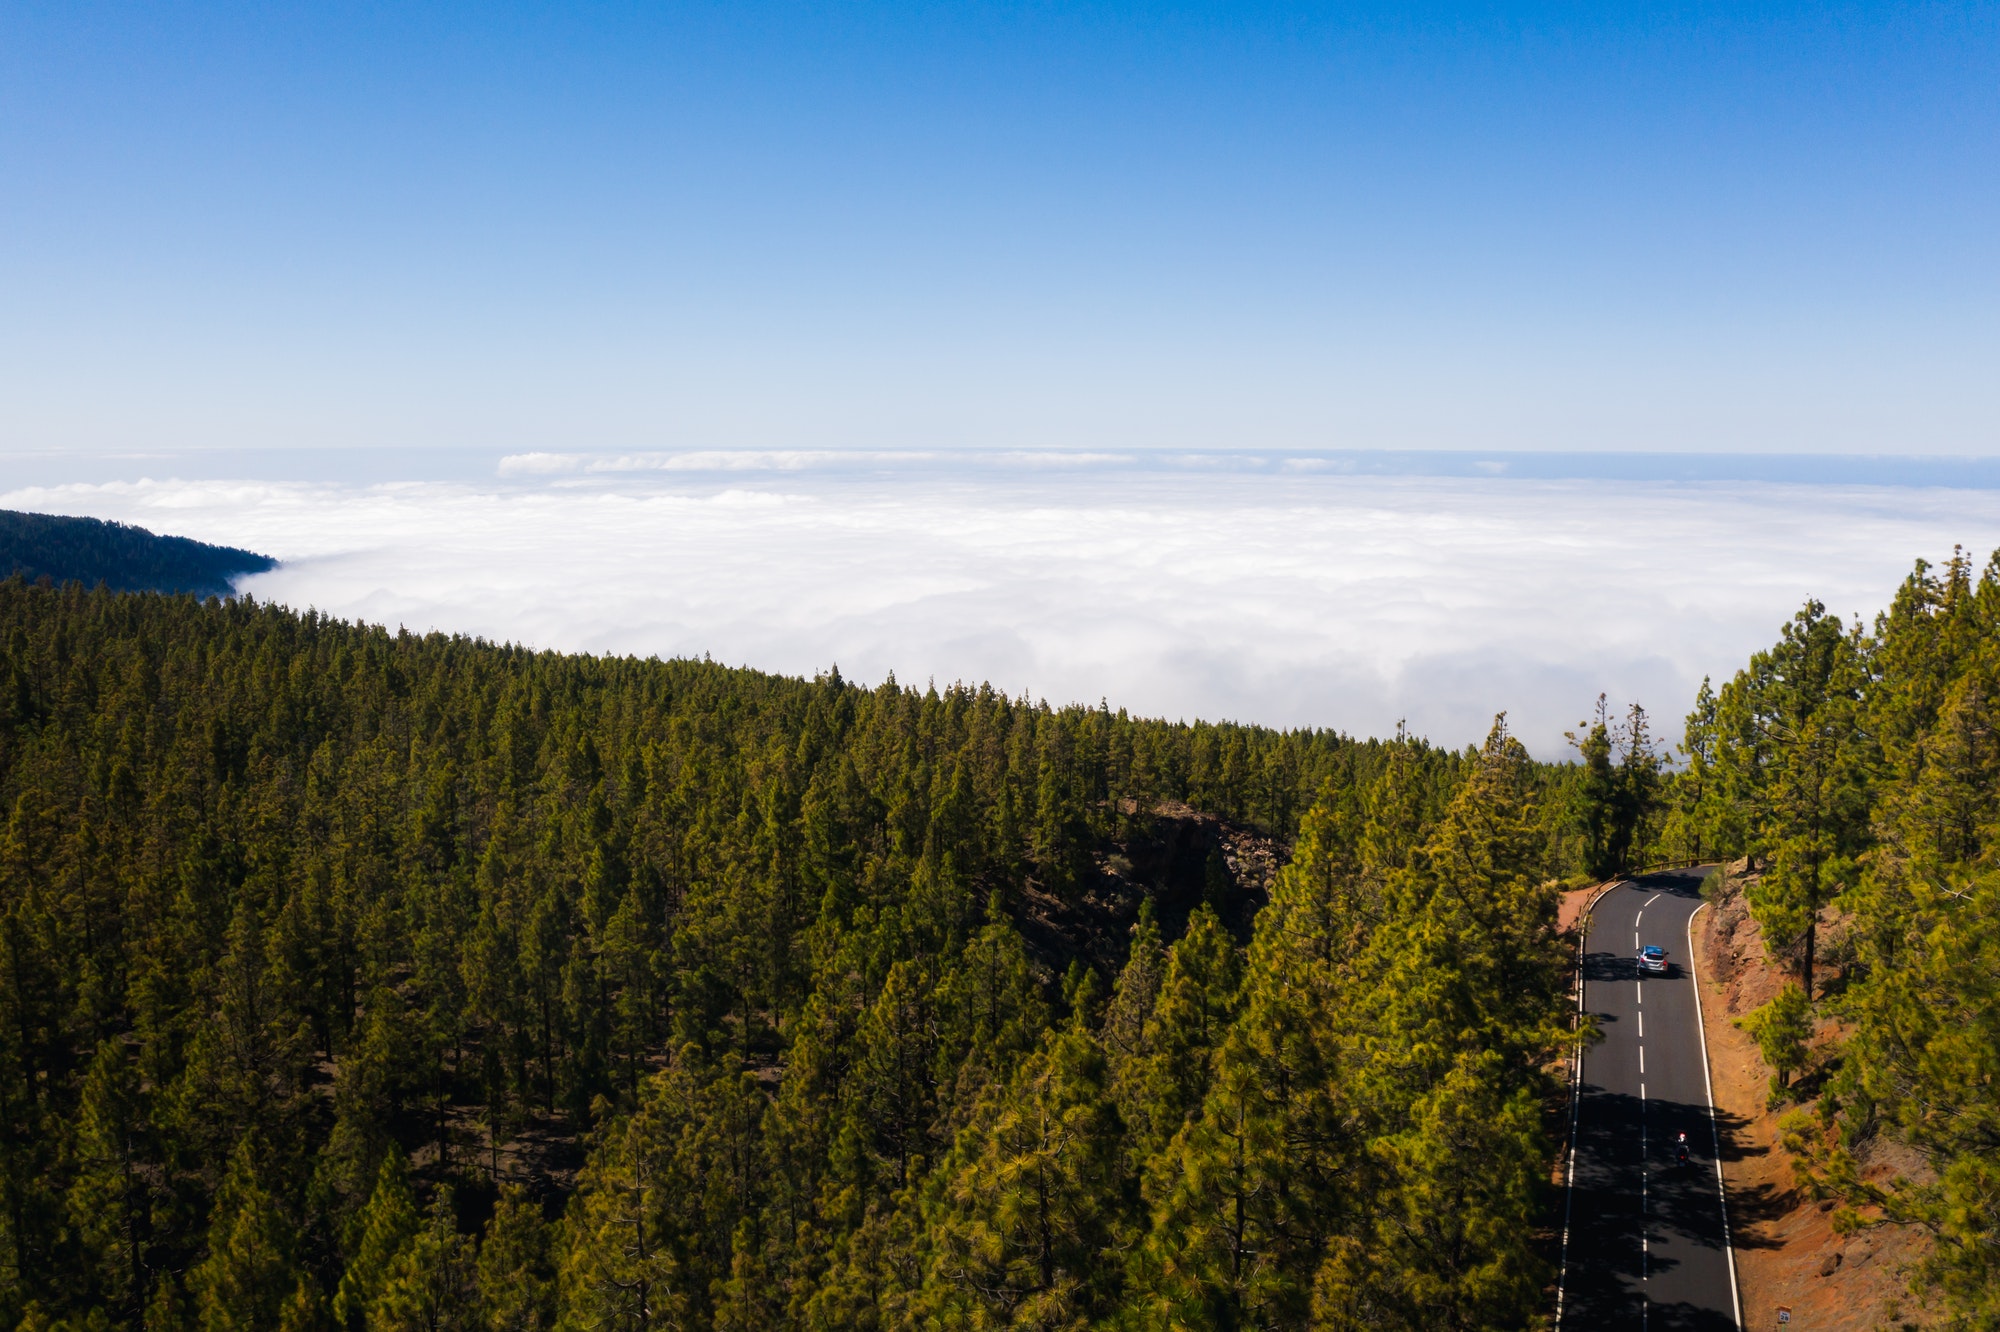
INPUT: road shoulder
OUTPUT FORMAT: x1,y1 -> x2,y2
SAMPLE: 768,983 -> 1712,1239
1689,866 -> 1937,1330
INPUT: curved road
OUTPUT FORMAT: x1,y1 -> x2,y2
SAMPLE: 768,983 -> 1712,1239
1560,870 -> 1741,1330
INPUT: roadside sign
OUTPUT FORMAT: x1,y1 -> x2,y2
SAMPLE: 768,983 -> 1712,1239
1777,1308 -> 1791,1324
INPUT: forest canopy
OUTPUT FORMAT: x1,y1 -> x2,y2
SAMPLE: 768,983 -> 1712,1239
0,579 -> 1587,1331
10,517 -> 1995,1329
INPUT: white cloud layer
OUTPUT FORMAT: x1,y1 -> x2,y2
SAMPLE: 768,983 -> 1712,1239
8,464 -> 1997,757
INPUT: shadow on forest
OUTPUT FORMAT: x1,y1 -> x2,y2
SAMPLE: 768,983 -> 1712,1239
1011,804 -> 1275,980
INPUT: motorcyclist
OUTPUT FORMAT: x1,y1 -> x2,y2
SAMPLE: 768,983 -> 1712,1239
1675,1132 -> 1690,1166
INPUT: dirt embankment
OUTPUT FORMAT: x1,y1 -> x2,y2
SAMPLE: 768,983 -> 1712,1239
1691,866 -> 1937,1330
1557,879 -> 1617,938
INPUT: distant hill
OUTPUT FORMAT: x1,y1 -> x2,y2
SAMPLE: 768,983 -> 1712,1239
0,509 -> 274,597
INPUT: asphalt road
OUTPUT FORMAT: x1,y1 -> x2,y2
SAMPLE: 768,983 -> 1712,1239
1559,871 -> 1741,1330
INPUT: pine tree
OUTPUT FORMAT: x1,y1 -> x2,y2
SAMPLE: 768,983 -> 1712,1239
1613,702 -> 1661,869
557,1139 -> 686,1332
1311,1052 -> 1547,1331
477,1185 -> 555,1331
1737,985 -> 1811,1099
277,1276 -> 329,1332
1667,677 -> 1734,863
1032,726 -> 1090,899
190,1138 -> 300,1332
1102,903 -> 1165,1150
1134,1030 -> 1304,1330
1794,649 -> 2000,1321
1311,718 -> 1560,1332
922,1020 -> 1130,1329
1134,781 -> 1378,1329
1122,906 -> 1240,1165
322,989 -> 419,1221
557,1046 -> 763,1330
66,1037 -> 152,1317
1717,601 -> 1874,997
1360,729 -> 1428,876
1567,696 -> 1620,879
935,906 -> 1050,1101
334,1151 -> 419,1331
844,960 -> 939,1192
367,1188 -> 476,1332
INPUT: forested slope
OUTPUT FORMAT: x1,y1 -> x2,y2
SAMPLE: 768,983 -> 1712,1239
0,581 -> 1577,1330
0,510 -> 274,598
1673,549 -> 2000,1328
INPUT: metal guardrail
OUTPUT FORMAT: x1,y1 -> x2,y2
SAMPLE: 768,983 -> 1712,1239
1628,856 -> 1712,875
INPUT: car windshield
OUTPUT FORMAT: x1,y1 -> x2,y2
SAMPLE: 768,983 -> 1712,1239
1642,947 -> 1664,957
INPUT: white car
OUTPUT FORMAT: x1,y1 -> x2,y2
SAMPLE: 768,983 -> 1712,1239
1638,945 -> 1668,974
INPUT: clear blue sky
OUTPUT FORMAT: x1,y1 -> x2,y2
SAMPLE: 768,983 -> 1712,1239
4,2 -> 1996,456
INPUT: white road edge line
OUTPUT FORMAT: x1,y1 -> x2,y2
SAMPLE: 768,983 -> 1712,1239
1688,899 -> 1744,1330
1555,877 -> 1626,1329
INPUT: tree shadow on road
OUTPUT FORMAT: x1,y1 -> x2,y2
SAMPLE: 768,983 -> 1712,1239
1630,868 -> 1714,899
1583,948 -> 1636,984
1649,1298 -> 1739,1331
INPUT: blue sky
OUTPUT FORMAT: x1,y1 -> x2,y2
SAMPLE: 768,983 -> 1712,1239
4,2 -> 1997,455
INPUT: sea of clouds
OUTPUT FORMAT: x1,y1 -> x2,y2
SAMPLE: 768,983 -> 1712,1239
7,451 -> 1997,758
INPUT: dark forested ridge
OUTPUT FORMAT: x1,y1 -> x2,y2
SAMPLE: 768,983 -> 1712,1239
0,510 -> 274,598
0,581 -> 1589,1331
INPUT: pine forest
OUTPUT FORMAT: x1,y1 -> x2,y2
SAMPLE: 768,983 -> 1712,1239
2,548 -> 1997,1330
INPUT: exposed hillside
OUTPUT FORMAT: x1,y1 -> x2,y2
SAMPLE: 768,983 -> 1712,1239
1692,864 -> 1937,1329
0,508 -> 273,597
